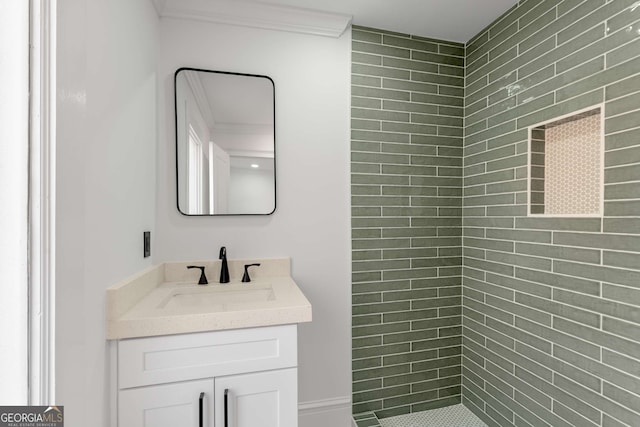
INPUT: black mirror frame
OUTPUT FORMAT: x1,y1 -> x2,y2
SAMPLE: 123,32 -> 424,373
174,67 -> 277,216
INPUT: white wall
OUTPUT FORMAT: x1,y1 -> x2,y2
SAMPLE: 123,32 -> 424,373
156,19 -> 352,426
55,0 -> 158,424
0,0 -> 29,404
229,166 -> 274,213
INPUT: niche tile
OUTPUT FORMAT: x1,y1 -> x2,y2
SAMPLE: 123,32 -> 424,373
528,107 -> 603,216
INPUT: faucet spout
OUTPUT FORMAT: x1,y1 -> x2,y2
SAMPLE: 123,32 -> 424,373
219,246 -> 230,283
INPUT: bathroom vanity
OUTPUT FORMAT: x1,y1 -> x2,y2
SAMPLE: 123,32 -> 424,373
106,258 -> 311,427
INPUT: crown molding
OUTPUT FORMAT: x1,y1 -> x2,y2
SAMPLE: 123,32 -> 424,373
211,122 -> 273,135
226,149 -> 274,158
153,0 -> 352,38
183,71 -> 215,128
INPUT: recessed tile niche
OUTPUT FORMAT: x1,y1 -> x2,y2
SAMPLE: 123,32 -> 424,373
528,107 -> 603,217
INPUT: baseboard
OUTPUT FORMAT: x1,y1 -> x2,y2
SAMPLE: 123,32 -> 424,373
299,396 -> 352,427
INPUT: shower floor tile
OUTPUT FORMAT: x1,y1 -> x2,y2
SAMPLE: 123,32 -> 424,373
378,404 -> 487,427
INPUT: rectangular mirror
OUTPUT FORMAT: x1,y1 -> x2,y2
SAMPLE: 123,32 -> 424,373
175,68 -> 276,215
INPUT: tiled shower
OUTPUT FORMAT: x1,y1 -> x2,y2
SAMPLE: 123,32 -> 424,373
352,26 -> 465,419
351,0 -> 640,426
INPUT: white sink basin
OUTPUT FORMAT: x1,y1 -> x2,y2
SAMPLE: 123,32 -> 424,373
158,284 -> 275,311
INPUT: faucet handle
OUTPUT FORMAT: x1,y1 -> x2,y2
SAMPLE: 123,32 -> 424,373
187,265 -> 208,285
241,263 -> 261,283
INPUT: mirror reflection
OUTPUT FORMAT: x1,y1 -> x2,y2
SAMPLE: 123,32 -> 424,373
175,68 -> 276,215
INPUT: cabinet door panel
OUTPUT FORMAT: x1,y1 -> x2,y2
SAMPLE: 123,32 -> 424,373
119,379 -> 214,427
118,325 -> 297,388
214,368 -> 297,427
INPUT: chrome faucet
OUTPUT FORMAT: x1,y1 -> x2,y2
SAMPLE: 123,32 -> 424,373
219,246 -> 230,283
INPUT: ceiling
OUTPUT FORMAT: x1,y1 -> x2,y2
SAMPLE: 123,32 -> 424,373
179,69 -> 274,157
241,0 -> 519,43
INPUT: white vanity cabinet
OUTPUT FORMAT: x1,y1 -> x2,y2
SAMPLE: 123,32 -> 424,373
214,369 -> 298,427
119,379 -> 215,427
112,325 -> 298,427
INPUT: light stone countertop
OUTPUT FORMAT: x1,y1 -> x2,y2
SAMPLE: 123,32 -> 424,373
106,258 -> 312,339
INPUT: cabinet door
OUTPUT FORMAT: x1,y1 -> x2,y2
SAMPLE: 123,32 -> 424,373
119,379 -> 214,427
214,368 -> 297,427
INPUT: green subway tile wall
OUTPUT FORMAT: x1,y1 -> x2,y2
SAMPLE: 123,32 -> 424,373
351,26 -> 465,418
463,1 -> 640,426
352,1 -> 640,425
